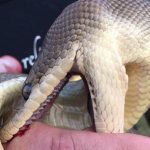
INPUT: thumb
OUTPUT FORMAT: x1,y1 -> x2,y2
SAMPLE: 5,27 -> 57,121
0,55 -> 22,73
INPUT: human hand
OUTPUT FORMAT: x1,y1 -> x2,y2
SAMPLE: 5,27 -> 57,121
0,55 -> 22,73
4,122 -> 150,150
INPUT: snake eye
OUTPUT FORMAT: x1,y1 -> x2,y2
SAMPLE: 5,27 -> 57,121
22,83 -> 32,100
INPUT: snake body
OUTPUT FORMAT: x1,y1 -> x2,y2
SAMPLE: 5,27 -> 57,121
0,0 -> 150,145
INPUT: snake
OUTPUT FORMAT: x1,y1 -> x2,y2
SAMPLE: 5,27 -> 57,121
0,0 -> 150,147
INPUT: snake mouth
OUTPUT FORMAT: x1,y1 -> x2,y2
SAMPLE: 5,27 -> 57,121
13,76 -> 93,140
14,97 -> 56,137
13,77 -> 69,137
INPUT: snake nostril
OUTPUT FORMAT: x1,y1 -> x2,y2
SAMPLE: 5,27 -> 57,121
22,83 -> 32,100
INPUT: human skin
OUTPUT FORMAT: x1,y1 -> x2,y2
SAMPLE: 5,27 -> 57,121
3,122 -> 150,150
0,55 -> 22,73
0,56 -> 150,150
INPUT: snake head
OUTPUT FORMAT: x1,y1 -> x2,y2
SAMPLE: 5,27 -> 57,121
0,73 -> 92,143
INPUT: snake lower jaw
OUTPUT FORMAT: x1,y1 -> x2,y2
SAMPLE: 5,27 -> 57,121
12,79 -> 93,142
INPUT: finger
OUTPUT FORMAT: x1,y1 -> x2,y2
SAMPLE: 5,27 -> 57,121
4,122 -> 150,150
0,55 -> 22,73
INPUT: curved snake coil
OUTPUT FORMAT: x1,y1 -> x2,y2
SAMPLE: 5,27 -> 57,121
0,0 -> 150,148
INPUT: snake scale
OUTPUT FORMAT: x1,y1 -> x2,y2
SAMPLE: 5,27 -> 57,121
0,0 -> 150,148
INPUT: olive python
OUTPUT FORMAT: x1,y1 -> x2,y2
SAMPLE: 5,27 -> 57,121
0,0 -> 150,148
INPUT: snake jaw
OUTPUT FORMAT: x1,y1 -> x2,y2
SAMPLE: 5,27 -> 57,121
0,41 -> 78,143
1,76 -> 92,143
16,77 -> 69,136
0,74 -> 70,143
0,75 -> 92,144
